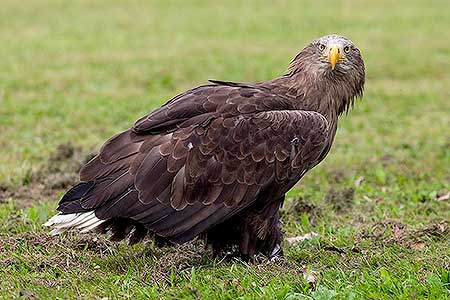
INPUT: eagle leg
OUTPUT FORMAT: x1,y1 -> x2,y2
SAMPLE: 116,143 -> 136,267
205,198 -> 284,258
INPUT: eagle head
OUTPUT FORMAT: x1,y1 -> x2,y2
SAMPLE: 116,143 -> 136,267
288,34 -> 366,115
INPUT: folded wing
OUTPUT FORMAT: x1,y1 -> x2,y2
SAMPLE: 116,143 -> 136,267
51,83 -> 330,243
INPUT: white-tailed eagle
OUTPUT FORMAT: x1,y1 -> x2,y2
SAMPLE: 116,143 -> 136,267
45,35 -> 365,258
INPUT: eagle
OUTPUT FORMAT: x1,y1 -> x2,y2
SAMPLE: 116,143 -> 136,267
45,34 -> 365,258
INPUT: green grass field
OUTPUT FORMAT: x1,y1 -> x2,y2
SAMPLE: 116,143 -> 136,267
0,0 -> 449,299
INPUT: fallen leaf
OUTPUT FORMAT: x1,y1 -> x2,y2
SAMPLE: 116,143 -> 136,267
375,197 -> 385,204
437,222 -> 448,233
410,242 -> 426,250
381,186 -> 392,193
307,272 -> 317,282
301,265 -> 319,290
231,278 -> 243,291
436,190 -> 449,201
363,195 -> 372,202
392,223 -> 406,240
287,232 -> 318,244
354,176 -> 365,186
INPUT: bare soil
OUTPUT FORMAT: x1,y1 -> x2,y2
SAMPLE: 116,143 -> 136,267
0,143 -> 96,207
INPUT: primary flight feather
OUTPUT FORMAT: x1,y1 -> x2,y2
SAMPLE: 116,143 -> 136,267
45,34 -> 365,257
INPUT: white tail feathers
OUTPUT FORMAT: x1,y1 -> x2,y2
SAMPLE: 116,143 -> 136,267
44,211 -> 106,235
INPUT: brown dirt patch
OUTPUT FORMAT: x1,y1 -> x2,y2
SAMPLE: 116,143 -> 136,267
281,197 -> 322,224
358,220 -> 449,250
147,240 -> 305,286
0,142 -> 96,207
381,153 -> 395,167
146,241 -> 207,284
326,168 -> 348,183
249,256 -> 305,283
0,232 -> 114,272
0,231 -> 117,293
324,187 -> 354,213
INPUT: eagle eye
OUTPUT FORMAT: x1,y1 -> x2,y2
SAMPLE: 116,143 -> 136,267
318,44 -> 326,52
344,46 -> 351,54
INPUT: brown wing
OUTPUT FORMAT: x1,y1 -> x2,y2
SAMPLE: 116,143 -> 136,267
57,83 -> 329,243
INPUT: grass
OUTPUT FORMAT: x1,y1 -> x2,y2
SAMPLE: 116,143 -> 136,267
0,0 -> 449,299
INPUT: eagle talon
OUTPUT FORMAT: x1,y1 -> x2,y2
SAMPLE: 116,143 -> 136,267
269,244 -> 284,261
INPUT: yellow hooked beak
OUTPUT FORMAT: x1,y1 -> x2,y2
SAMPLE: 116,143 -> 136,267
328,45 -> 342,70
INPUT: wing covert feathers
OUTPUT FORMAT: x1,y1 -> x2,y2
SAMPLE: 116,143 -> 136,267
47,83 -> 331,244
